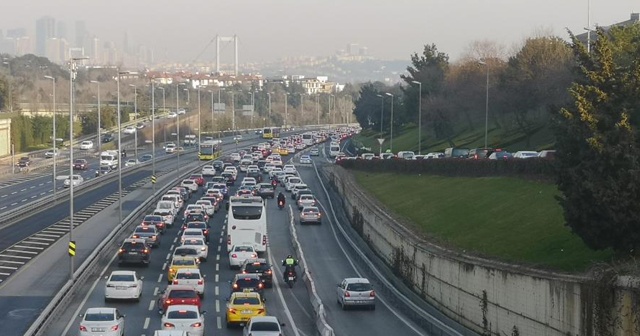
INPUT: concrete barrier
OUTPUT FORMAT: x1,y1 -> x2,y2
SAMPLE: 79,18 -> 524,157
323,165 -> 640,336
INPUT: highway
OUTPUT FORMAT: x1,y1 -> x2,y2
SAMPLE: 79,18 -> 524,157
49,149 -> 318,336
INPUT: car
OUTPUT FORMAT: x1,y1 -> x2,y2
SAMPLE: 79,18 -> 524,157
132,225 -> 161,248
73,159 -> 89,170
538,150 -> 556,159
17,156 -> 31,167
167,111 -> 178,118
181,238 -> 208,261
201,165 -> 216,176
291,183 -> 309,200
97,165 -> 113,176
181,228 -> 206,244
299,155 -> 312,164
136,122 -> 145,129
336,277 -> 376,310
183,212 -> 207,225
165,143 -> 177,154
157,285 -> 202,314
102,133 -> 115,143
300,206 -> 322,224
282,164 -> 297,175
124,159 -> 139,167
183,205 -> 207,221
309,148 -> 319,156
181,179 -> 198,193
142,214 -> 166,234
221,172 -> 236,186
287,146 -> 296,154
226,292 -> 267,328
139,154 -> 153,162
297,194 -> 316,210
45,148 -> 59,158
178,108 -> 186,115
284,176 -> 302,192
161,305 -> 205,336
256,183 -> 275,199
189,174 -> 206,186
172,268 -> 205,296
229,245 -> 258,269
172,246 -> 200,260
240,258 -> 273,288
513,150 -> 539,159
488,150 -> 513,160
167,256 -> 200,284
123,126 -> 136,134
64,174 -> 84,188
195,200 -> 215,216
80,140 -> 94,150
242,316 -> 285,336
153,331 -> 189,336
104,270 -> 143,302
78,307 -> 125,336
233,135 -> 243,141
230,273 -> 264,296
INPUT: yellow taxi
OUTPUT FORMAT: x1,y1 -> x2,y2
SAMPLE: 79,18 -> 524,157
225,292 -> 266,327
167,255 -> 200,284
278,147 -> 289,156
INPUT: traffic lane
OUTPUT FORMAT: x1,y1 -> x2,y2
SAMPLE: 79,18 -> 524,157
59,171 -> 314,336
294,164 -> 428,336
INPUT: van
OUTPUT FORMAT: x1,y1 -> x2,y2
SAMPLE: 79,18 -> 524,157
153,331 -> 188,336
444,147 -> 470,158
329,144 -> 340,157
396,151 -> 415,160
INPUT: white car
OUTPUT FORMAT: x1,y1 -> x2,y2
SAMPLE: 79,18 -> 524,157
161,305 -> 205,336
181,238 -> 208,261
241,177 -> 257,185
181,179 -> 198,193
167,112 -> 178,118
299,155 -> 312,164
291,183 -> 309,199
268,167 -> 283,179
201,165 -> 216,176
283,164 -> 297,174
45,148 -> 60,158
178,109 -> 186,115
64,174 -> 84,188
104,270 -> 143,302
165,143 -> 176,154
228,244 -> 257,269
182,228 -> 206,243
242,316 -> 284,336
287,146 -> 296,154
79,307 -> 126,336
230,153 -> 241,162
80,140 -> 94,150
233,135 -> 243,141
195,200 -> 215,216
172,268 -> 205,296
513,151 -> 539,159
124,159 -> 139,167
309,148 -> 319,156
285,177 -> 302,192
184,204 -> 206,219
123,126 -> 136,135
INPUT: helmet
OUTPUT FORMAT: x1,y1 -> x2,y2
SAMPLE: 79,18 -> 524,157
287,254 -> 292,259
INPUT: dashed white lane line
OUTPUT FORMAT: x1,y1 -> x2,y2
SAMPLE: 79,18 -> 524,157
218,237 -> 222,244
0,206 -> 6,210
148,300 -> 155,311
10,202 -> 16,206
154,287 -> 159,296
215,286 -> 219,296
217,316 -> 222,329
21,199 -> 27,202
165,253 -> 171,260
1,195 -> 7,198
215,300 -> 220,313
161,262 -> 167,271
143,317 -> 150,330
20,189 -> 26,192
157,274 -> 162,283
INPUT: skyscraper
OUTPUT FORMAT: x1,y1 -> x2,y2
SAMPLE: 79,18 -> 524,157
57,21 -> 67,40
36,16 -> 55,56
75,20 -> 87,50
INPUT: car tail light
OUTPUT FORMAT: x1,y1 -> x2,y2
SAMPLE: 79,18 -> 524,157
233,283 -> 238,289
265,269 -> 272,274
143,249 -> 150,254
111,325 -> 119,331
262,235 -> 267,246
198,279 -> 204,285
173,280 -> 179,284
228,308 -> 237,314
79,325 -> 87,331
231,254 -> 237,258
191,322 -> 202,327
370,290 -> 376,297
118,248 -> 125,254
344,291 -> 350,297
166,299 -> 173,305
257,309 -> 265,314
163,322 -> 175,328
258,283 -> 264,289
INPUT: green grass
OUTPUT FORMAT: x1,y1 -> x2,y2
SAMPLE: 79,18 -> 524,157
353,172 -> 615,272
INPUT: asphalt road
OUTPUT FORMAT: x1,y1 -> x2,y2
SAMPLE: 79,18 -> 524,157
52,152 -> 317,336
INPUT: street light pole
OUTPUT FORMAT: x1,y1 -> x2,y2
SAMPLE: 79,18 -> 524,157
299,93 -> 304,126
376,94 -> 384,136
197,86 -> 202,145
316,94 -> 320,125
479,60 -> 490,149
158,87 -> 166,143
151,81 -> 156,192
411,81 -> 422,155
284,93 -> 288,128
129,84 -> 138,160
44,75 -> 57,199
91,80 -> 101,154
250,91 -> 255,129
267,93 -> 271,126
2,60 -> 12,113
117,71 -> 126,227
385,93 -> 394,152
176,83 -> 185,175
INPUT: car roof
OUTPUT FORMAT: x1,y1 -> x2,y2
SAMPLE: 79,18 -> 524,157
85,307 -> 116,314
230,292 -> 262,299
243,258 -> 268,265
342,277 -> 371,284
249,316 -> 280,324
109,270 -> 136,276
165,304 -> 199,312
175,268 -> 201,274
123,238 -> 146,244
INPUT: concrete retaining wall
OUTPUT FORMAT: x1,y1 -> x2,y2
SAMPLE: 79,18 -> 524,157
324,166 -> 640,336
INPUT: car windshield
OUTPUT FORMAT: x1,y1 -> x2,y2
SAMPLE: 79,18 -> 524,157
110,274 -> 134,282
168,289 -> 198,298
122,242 -> 145,251
232,297 -> 261,305
244,263 -> 269,273
251,322 -> 280,331
183,240 -> 204,246
186,214 -> 205,222
174,248 -> 197,255
84,313 -> 115,321
167,310 -> 198,319
236,278 -> 261,287
347,283 -> 372,291
173,259 -> 196,266
234,246 -> 253,252
176,272 -> 200,280
187,223 -> 206,229
144,216 -> 162,222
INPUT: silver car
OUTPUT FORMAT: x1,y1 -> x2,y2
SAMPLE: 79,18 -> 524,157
78,307 -> 125,336
300,206 -> 321,224
297,194 -> 316,210
336,278 -> 375,310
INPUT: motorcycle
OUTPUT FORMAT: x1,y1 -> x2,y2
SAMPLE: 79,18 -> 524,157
285,270 -> 297,288
278,199 -> 285,210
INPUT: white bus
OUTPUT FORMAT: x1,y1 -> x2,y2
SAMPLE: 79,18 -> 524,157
227,196 -> 267,254
302,132 -> 314,146
329,143 -> 341,157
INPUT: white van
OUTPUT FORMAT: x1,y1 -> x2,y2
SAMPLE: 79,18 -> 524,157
329,144 -> 340,157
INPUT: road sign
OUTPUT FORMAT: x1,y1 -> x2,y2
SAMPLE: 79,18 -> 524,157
377,138 -> 385,145
151,175 -> 157,184
68,241 -> 76,257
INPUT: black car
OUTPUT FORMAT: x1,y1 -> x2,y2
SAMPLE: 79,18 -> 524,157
213,160 -> 224,171
184,212 -> 207,224
102,133 -> 114,143
230,273 -> 264,296
139,154 -> 153,162
257,159 -> 267,170
240,258 -> 273,288
221,172 -> 235,186
18,157 -> 31,167
118,238 -> 151,266
247,170 -> 262,183
142,214 -> 166,234
256,183 -> 275,199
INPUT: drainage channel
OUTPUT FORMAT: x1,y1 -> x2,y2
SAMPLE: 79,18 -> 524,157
0,170 -> 171,283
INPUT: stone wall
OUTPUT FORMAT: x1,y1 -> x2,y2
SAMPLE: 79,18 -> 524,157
324,166 -> 640,336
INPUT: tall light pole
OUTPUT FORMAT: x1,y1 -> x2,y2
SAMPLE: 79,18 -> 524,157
284,93 -> 288,128
411,81 -> 423,155
385,93 -> 394,152
479,60 -> 489,149
2,60 -> 12,113
90,80 -> 102,154
68,56 -> 88,279
176,83 -> 186,175
316,94 -> 320,125
250,91 -> 255,128
208,90 -> 214,143
267,93 -> 271,126
329,94 -> 334,125
197,86 -> 202,145
44,75 -> 57,199
129,84 -> 138,160
231,91 -> 236,134
151,81 -> 156,192
158,86 -> 166,143
376,94 -> 384,136
298,93 -> 304,126
116,70 -> 131,228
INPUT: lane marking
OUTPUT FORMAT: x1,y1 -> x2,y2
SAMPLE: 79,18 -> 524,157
148,300 -> 155,311
266,246 -> 301,336
215,286 -> 219,296
157,274 -> 162,283
161,262 -> 167,271
143,317 -> 150,329
217,316 -> 221,329
215,300 -> 220,312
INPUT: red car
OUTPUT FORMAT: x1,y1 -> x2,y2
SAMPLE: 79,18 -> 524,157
73,159 -> 88,170
157,285 -> 201,314
189,174 -> 205,186
141,214 -> 166,234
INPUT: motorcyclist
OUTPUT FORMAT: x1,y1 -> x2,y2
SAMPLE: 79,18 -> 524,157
271,178 -> 278,187
282,254 -> 298,281
277,192 -> 286,207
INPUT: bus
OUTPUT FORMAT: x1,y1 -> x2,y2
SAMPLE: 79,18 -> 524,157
198,140 -> 221,160
302,132 -> 314,146
227,196 -> 267,254
262,127 -> 281,139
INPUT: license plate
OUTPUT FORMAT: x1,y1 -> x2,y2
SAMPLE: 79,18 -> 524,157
116,286 -> 127,290
288,277 -> 294,281
242,310 -> 252,314
129,252 -> 138,255
243,289 -> 253,292
91,327 -> 106,332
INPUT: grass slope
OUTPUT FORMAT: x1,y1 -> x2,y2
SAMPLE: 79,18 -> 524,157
353,172 -> 614,272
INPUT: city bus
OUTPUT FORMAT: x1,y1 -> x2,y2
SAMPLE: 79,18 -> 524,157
262,127 -> 281,139
226,196 -> 267,254
302,132 -> 314,146
198,140 -> 221,160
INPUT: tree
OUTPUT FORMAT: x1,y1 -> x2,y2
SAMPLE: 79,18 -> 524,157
352,81 -> 389,131
555,26 -> 640,252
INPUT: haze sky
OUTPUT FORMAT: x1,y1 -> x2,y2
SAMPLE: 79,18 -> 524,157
2,0 -> 639,63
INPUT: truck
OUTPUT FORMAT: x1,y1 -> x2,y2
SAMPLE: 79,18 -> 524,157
100,150 -> 119,169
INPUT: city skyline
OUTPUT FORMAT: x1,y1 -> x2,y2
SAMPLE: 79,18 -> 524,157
1,0 -> 640,65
